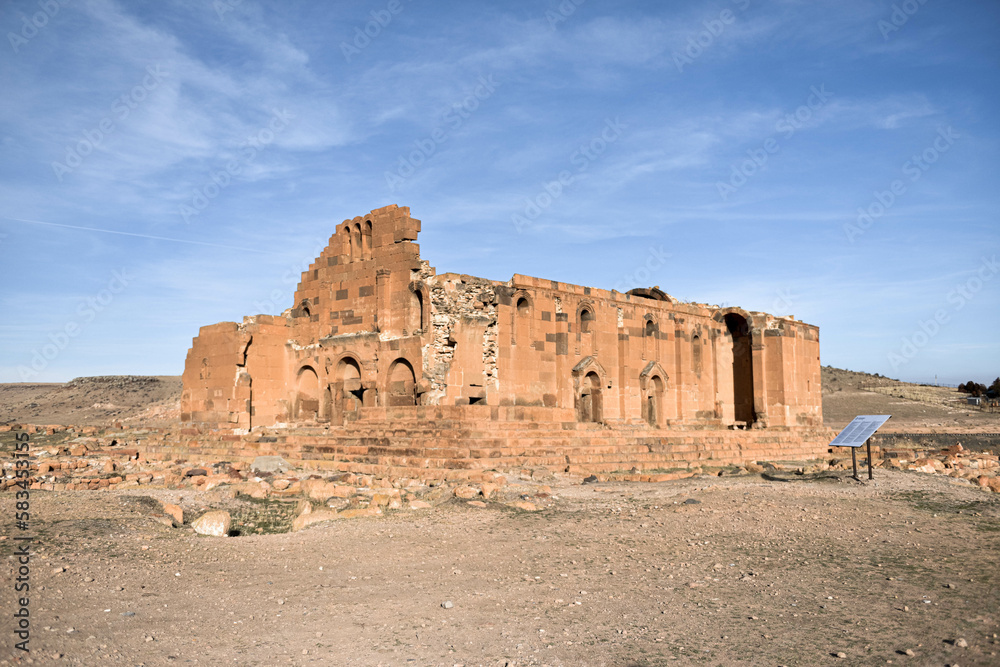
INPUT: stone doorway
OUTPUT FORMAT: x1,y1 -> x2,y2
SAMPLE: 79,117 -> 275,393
724,313 -> 756,425
645,374 -> 664,427
332,357 -> 363,423
578,371 -> 603,423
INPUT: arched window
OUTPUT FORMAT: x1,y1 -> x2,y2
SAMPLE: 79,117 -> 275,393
409,288 -> 424,332
363,220 -> 373,259
516,296 -> 530,315
692,334 -> 703,376
644,318 -> 655,337
343,225 -> 354,261
580,307 -> 595,333
352,224 -> 362,262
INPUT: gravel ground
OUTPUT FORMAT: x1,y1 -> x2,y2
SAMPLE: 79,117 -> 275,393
3,468 -> 999,666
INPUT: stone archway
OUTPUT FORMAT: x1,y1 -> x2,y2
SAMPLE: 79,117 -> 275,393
572,356 -> 607,424
639,361 -> 668,427
386,358 -> 417,406
724,313 -> 756,425
294,366 -> 320,421
331,356 -> 363,423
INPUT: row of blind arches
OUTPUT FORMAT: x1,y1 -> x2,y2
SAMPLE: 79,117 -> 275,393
342,219 -> 373,262
514,296 -> 668,337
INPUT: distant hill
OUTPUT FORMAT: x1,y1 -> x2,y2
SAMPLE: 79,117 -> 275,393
0,375 -> 181,427
821,366 -> 998,433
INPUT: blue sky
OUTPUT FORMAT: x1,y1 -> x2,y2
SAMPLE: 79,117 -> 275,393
1,0 -> 997,385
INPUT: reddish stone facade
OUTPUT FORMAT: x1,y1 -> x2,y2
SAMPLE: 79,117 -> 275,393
181,205 -> 827,472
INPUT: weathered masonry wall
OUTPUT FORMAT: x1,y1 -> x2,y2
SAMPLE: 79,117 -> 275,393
182,205 -> 823,439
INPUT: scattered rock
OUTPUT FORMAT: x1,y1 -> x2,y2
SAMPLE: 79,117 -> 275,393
441,601 -> 453,609
251,456 -> 290,474
296,499 -> 313,517
191,511 -> 231,537
162,503 -> 184,525
291,510 -> 339,532
510,501 -> 538,512
453,486 -> 478,499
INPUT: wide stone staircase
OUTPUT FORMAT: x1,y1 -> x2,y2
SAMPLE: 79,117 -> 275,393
139,416 -> 834,481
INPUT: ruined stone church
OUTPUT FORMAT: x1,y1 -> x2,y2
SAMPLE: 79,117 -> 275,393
180,205 -> 828,475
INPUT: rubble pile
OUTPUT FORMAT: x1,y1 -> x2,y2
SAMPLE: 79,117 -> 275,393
829,443 -> 1000,493
1,424 -> 569,533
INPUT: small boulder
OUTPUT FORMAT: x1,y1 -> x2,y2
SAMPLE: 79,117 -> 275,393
453,486 -> 478,499
191,511 -> 231,537
296,499 -> 313,516
162,503 -> 184,525
510,501 -> 538,511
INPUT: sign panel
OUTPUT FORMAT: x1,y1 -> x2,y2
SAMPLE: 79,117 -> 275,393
829,415 -> 891,448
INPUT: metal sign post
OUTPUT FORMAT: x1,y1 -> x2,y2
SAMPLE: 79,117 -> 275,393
867,438 -> 874,481
828,415 -> 891,482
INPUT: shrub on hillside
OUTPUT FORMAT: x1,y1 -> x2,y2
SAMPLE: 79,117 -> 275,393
958,381 -> 989,397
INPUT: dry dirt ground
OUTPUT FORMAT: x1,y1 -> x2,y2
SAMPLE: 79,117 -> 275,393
2,470 -> 999,666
